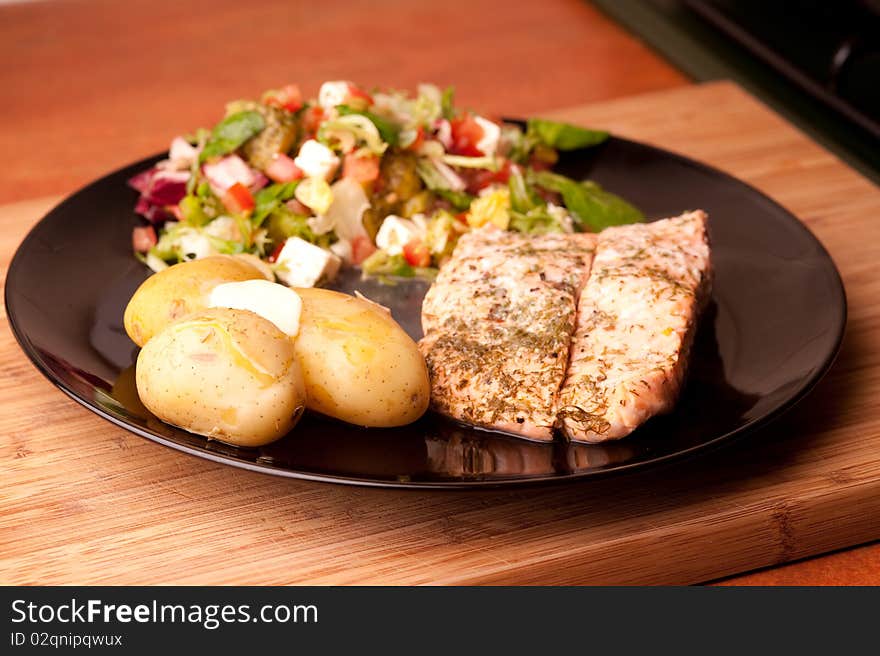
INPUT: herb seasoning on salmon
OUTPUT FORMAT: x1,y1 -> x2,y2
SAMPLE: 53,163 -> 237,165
419,227 -> 596,440
557,210 -> 712,442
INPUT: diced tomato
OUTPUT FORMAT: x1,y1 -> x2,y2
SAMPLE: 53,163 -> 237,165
463,170 -> 491,194
268,239 -> 287,263
403,238 -> 431,268
351,235 -> 377,265
454,211 -> 469,225
495,158 -> 512,182
342,152 -> 380,184
462,158 -> 512,194
132,225 -> 157,253
301,105 -> 325,135
265,153 -> 304,183
450,114 -> 485,157
222,182 -> 255,215
346,83 -> 374,106
264,84 -> 303,113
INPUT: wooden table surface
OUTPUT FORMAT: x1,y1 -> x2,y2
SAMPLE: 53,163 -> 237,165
2,0 -> 878,585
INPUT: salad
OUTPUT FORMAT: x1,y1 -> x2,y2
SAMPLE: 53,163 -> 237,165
129,81 -> 643,287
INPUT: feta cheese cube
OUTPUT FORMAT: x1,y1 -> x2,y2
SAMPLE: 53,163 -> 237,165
202,155 -> 257,194
318,81 -> 352,110
375,215 -> 425,256
474,116 -> 501,157
274,237 -> 341,288
294,139 -> 340,181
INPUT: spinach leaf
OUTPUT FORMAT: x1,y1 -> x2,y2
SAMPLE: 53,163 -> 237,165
529,170 -> 643,231
199,110 -> 265,163
526,118 -> 608,150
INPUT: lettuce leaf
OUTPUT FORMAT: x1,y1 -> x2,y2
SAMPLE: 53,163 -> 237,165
435,189 -> 474,211
252,181 -> 300,227
509,207 -> 567,234
526,118 -> 608,150
508,167 -> 542,213
529,170 -> 643,231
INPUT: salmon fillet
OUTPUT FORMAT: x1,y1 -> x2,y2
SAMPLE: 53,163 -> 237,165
557,210 -> 712,442
419,228 -> 596,440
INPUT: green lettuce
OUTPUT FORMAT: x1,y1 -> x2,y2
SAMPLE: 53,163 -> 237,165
529,170 -> 643,231
526,118 -> 608,150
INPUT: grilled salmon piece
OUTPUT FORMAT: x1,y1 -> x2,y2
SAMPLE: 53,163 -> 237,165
557,210 -> 712,442
419,228 -> 596,440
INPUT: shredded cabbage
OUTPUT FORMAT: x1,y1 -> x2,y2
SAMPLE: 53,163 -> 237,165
319,114 -> 387,156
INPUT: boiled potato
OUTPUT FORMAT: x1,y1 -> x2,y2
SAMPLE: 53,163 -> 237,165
294,287 -> 429,427
232,253 -> 274,281
124,256 -> 265,347
136,307 -> 306,447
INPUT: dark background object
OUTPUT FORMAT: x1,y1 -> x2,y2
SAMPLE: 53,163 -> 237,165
688,0 -> 880,139
593,0 -> 880,182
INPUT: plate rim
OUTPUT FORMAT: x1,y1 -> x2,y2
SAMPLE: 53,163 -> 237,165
4,136 -> 848,489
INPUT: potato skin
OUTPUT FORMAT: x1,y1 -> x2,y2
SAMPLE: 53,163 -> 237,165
293,287 -> 430,427
124,256 -> 265,347
135,308 -> 306,447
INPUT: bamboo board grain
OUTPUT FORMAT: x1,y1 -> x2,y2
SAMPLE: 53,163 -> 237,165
2,82 -> 879,585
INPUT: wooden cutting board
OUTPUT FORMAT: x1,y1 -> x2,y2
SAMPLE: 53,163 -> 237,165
2,81 -> 879,585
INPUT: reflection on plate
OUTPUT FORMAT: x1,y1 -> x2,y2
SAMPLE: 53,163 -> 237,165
5,137 -> 845,487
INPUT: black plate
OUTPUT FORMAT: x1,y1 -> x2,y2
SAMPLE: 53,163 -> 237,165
5,137 -> 846,488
